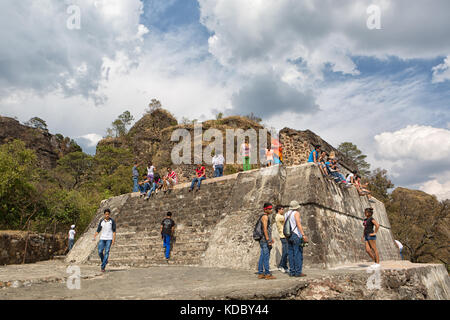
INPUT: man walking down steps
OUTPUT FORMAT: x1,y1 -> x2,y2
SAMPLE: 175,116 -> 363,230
93,209 -> 117,272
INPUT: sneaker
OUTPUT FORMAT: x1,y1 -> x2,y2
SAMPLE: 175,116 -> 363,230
188,188 -> 192,192
258,274 -> 265,279
277,267 -> 287,273
298,273 -> 307,277
265,274 -> 276,280
101,268 -> 105,273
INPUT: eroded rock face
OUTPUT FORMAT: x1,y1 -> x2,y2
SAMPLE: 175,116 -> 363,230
0,116 -> 76,168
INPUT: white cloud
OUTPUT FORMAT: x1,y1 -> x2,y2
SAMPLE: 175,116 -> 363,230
374,125 -> 450,161
78,133 -> 103,147
420,176 -> 450,201
0,0 -> 147,101
432,56 -> 450,83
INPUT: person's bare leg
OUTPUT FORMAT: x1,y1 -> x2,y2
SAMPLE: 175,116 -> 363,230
369,240 -> 379,263
365,241 -> 376,261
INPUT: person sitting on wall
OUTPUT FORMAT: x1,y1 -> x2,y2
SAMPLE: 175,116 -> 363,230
138,173 -> 152,197
145,171 -> 162,200
327,157 -> 348,185
308,144 -> 321,164
355,175 -> 375,202
346,170 -> 357,185
162,167 -> 178,193
189,164 -> 206,192
318,151 -> 331,178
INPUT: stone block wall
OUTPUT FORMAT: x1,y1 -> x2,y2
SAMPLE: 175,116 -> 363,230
0,231 -> 66,265
68,163 -> 400,270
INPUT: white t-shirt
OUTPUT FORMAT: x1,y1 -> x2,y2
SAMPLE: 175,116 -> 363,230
395,240 -> 403,250
147,166 -> 155,175
285,210 -> 301,238
98,219 -> 115,240
68,229 -> 76,240
346,173 -> 354,183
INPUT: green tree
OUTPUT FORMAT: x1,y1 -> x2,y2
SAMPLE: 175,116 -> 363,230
146,98 -> 162,114
25,117 -> 48,131
337,142 -> 371,176
366,168 -> 394,203
0,140 -> 41,229
107,111 -> 135,138
94,145 -> 133,176
56,151 -> 94,188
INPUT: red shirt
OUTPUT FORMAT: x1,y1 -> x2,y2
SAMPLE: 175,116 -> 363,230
195,166 -> 205,177
168,171 -> 178,183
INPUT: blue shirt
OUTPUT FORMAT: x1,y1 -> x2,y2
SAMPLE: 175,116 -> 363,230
132,165 -> 139,178
308,150 -> 318,163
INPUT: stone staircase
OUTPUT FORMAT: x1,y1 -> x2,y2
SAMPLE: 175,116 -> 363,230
86,178 -> 236,267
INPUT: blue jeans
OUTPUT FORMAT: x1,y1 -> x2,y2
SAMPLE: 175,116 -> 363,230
98,239 -> 112,270
163,234 -> 171,259
399,248 -> 404,260
132,177 -> 139,192
139,182 -> 151,194
68,239 -> 74,251
214,165 -> 224,177
278,238 -> 288,270
287,233 -> 303,276
147,182 -> 159,196
258,241 -> 272,275
190,176 -> 206,190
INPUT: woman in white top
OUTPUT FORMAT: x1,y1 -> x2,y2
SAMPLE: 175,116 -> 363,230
147,162 -> 155,182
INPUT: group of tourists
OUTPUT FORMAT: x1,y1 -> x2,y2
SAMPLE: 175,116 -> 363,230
133,161 -> 179,200
69,143 -> 389,274
255,201 -> 383,280
254,201 -> 309,280
308,145 -> 375,202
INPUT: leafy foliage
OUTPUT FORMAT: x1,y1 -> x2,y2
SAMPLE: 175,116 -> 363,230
24,117 -> 48,131
337,142 -> 371,176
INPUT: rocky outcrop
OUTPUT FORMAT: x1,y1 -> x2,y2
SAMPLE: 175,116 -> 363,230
0,116 -> 79,168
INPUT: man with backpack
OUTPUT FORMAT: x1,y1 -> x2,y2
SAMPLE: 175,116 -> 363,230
161,212 -> 176,262
284,200 -> 308,277
255,202 -> 276,280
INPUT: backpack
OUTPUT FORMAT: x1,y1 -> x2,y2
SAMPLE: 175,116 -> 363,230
253,215 -> 265,241
283,210 -> 297,238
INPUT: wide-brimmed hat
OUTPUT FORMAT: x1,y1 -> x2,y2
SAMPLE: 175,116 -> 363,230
289,200 -> 301,210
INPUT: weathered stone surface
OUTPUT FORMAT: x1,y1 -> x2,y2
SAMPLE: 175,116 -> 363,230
0,261 -> 448,300
0,231 -> 66,265
67,163 -> 400,270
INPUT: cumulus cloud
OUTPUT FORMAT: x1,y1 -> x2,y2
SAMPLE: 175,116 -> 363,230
374,125 -> 450,192
230,72 -> 320,118
0,0 -> 148,102
198,0 -> 450,81
432,56 -> 450,83
420,174 -> 450,201
374,125 -> 450,161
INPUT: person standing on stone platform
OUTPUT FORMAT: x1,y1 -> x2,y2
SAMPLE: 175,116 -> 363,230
285,200 -> 308,277
68,225 -> 76,251
257,203 -> 276,280
275,205 -> 289,273
161,212 -> 176,262
241,140 -> 252,171
132,160 -> 140,193
362,208 -> 380,267
93,209 -> 116,272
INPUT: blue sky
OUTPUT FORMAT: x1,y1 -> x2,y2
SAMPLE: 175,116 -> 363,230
0,0 -> 449,199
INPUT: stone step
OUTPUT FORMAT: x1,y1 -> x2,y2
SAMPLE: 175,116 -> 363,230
114,233 -> 211,243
